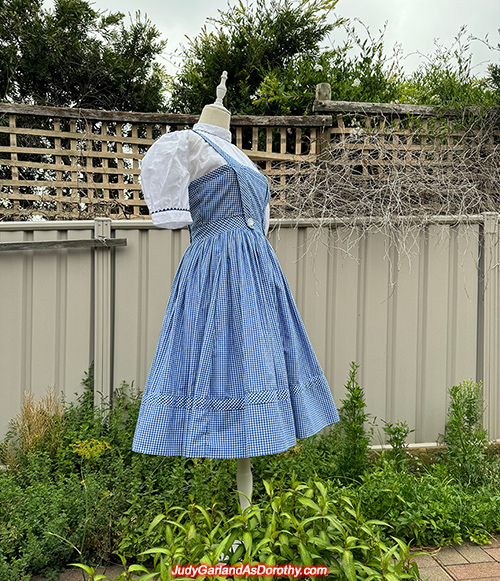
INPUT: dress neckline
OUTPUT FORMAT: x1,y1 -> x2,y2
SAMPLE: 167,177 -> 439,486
193,122 -> 231,143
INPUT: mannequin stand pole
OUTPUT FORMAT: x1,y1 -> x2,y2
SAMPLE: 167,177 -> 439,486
236,457 -> 252,511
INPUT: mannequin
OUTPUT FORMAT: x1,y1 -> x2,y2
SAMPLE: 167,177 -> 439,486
133,71 -> 339,515
198,71 -> 231,131
197,71 -> 253,513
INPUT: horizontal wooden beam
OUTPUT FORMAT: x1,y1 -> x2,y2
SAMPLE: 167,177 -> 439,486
312,100 -> 498,117
0,103 -> 200,124
0,125 -> 157,145
0,159 -> 140,175
313,100 -> 439,116
0,102 -> 332,127
0,179 -> 142,190
0,146 -> 144,159
0,237 -> 127,251
231,115 -> 332,127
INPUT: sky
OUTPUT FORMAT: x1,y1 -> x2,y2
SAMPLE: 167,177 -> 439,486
42,0 -> 500,78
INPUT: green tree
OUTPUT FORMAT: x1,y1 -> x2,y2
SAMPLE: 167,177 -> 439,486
399,27 -> 497,108
253,23 -> 402,115
488,49 -> 500,103
0,0 -> 168,111
169,0 -> 343,115
490,64 -> 500,92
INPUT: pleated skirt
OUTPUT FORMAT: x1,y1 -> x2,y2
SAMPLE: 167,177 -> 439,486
132,220 -> 339,458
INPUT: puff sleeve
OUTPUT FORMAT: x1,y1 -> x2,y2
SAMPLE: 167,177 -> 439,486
140,132 -> 193,229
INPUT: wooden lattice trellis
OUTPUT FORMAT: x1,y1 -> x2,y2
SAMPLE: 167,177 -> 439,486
1,99 -> 499,221
0,103 -> 331,221
313,99 -> 500,183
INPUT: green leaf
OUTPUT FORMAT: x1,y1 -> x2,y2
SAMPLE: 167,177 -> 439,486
243,531 -> 252,554
298,497 -> 321,512
298,542 -> 312,565
115,554 -> 127,568
127,565 -> 151,573
341,550 -> 357,581
140,548 -> 171,556
308,536 -> 330,550
214,532 -> 236,561
136,574 -> 161,581
315,480 -> 327,497
147,514 -> 165,535
345,535 -> 361,549
381,543 -> 400,569
165,525 -> 174,545
159,558 -> 168,581
164,519 -> 187,533
278,532 -> 289,547
69,564 -> 95,577
231,543 -> 245,563
366,518 -> 390,527
195,504 -> 212,526
385,573 -> 403,581
299,515 -> 326,527
253,537 -> 272,554
325,514 -> 346,532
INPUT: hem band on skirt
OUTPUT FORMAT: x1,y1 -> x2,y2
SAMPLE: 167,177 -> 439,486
132,374 -> 339,459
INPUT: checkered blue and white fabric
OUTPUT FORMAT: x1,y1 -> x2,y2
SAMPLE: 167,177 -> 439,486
132,131 -> 339,458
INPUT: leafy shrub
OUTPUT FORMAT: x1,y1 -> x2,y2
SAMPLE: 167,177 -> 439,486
253,22 -> 401,114
0,555 -> 30,581
442,379 -> 488,486
0,465 -> 85,581
169,0 -> 342,115
79,481 -> 421,581
357,458 -> 500,547
399,27 -> 497,108
250,430 -> 340,498
335,362 -> 372,483
382,420 -> 415,465
4,365 -> 500,579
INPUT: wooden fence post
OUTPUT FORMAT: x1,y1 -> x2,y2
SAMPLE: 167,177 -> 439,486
93,217 -> 113,407
315,82 -> 332,101
314,83 -> 332,167
314,83 -> 332,160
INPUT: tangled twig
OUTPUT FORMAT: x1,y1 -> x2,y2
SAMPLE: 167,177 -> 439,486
270,108 -> 500,261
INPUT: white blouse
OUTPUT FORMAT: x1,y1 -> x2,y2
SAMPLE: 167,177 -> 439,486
140,122 -> 270,233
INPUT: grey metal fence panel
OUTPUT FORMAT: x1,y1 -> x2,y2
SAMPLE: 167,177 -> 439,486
111,223 -> 190,397
0,222 -> 94,437
0,216 -> 494,443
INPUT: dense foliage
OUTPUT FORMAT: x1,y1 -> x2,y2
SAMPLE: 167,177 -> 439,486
398,28 -> 497,108
169,2 -> 499,115
168,0 -> 343,115
1,367 -> 500,580
0,0 -> 167,110
250,23 -> 401,114
1,0 -> 498,114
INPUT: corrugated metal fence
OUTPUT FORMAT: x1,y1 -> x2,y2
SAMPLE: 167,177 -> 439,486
1,215 -> 499,443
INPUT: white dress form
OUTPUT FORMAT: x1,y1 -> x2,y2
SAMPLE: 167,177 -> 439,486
198,72 -> 253,512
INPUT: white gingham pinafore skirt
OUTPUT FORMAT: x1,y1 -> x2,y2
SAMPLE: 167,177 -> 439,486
132,131 -> 339,458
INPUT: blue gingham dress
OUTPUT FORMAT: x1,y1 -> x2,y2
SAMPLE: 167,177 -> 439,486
132,130 -> 339,458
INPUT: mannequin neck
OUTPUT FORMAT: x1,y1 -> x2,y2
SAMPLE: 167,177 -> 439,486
198,104 -> 230,131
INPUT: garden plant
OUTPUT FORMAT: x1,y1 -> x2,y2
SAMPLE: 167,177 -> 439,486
0,366 -> 499,580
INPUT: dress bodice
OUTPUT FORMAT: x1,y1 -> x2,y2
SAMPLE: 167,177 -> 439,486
188,131 -> 270,242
